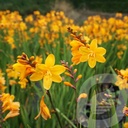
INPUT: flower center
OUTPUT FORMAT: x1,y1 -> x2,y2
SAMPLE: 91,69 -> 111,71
45,70 -> 52,77
89,51 -> 95,57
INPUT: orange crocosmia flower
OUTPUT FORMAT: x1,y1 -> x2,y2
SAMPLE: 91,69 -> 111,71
18,78 -> 28,89
35,96 -> 51,120
115,75 -> 128,90
71,51 -> 82,65
3,110 -> 20,121
30,54 -> 65,90
79,39 -> 106,68
70,40 -> 84,65
123,106 -> 128,116
0,93 -> 20,121
70,40 -> 84,52
120,68 -> 128,80
13,63 -> 35,80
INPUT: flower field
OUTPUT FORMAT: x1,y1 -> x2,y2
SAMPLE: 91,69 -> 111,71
0,10 -> 128,128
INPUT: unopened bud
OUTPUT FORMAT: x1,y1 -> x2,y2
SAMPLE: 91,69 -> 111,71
64,82 -> 76,90
76,75 -> 82,82
18,59 -> 28,65
65,72 -> 73,78
73,69 -> 77,74
77,93 -> 87,102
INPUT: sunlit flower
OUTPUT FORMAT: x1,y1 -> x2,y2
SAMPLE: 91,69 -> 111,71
123,106 -> 128,116
115,75 -> 128,90
13,63 -> 35,80
18,78 -> 28,88
35,96 -> 51,120
0,93 -> 20,121
79,39 -> 106,68
70,40 -> 84,65
120,68 -> 128,81
3,110 -> 20,121
30,54 -> 65,90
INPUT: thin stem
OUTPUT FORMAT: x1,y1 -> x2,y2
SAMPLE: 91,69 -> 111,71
47,90 -> 63,128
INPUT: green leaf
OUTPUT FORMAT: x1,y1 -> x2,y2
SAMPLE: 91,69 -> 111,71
88,90 -> 97,128
20,105 -> 31,128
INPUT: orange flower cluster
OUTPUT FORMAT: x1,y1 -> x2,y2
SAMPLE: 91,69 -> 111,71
0,70 -> 6,92
0,93 -> 20,121
115,68 -> 128,89
69,29 -> 106,68
35,96 -> 51,120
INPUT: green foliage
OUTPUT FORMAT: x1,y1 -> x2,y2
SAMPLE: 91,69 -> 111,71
0,0 -> 55,15
0,0 -> 128,15
68,0 -> 128,13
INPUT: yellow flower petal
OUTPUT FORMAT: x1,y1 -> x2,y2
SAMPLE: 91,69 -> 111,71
80,55 -> 89,62
45,54 -> 55,67
43,75 -> 52,90
50,65 -> 65,75
90,39 -> 97,51
79,46 -> 90,54
96,55 -> 106,63
3,110 -> 19,121
96,47 -> 106,55
70,40 -> 83,47
30,72 -> 44,81
88,56 -> 96,68
37,64 -> 47,71
52,75 -> 62,83
40,96 -> 51,120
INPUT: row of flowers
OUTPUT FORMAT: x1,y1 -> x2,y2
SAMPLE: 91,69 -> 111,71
0,10 -> 128,127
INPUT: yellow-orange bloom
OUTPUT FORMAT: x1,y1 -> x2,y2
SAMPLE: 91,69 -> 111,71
30,54 -> 65,90
35,96 -> 51,120
124,122 -> 128,128
13,63 -> 35,80
79,39 -> 106,68
123,106 -> 128,116
18,78 -> 28,88
0,93 -> 20,121
70,40 -> 84,65
115,75 -> 128,90
120,68 -> 128,81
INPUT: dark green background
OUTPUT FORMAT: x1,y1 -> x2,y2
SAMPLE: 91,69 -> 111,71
0,0 -> 128,15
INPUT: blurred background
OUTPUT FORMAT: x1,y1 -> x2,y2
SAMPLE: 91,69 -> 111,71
0,0 -> 128,23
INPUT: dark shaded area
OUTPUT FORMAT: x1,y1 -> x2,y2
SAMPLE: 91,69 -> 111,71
0,0 -> 54,16
0,0 -> 128,16
70,0 -> 128,13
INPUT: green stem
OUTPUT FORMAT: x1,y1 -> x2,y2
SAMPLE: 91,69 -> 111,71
47,90 -> 63,128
